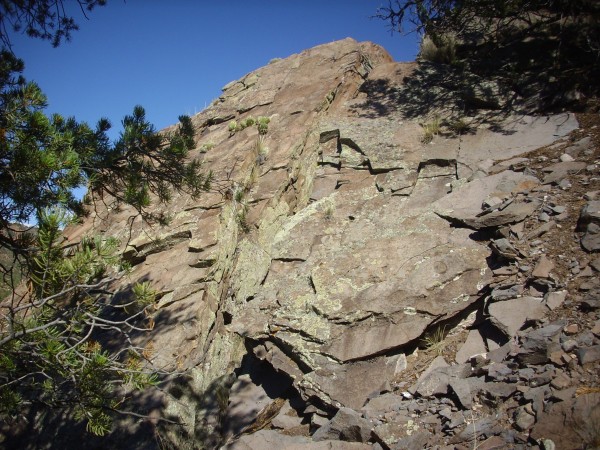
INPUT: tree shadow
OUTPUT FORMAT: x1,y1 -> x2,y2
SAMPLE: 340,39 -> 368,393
351,27 -> 597,130
351,61 -> 519,133
0,273 -> 213,449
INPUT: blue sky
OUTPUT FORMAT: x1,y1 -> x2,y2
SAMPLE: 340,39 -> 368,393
10,1 -> 419,141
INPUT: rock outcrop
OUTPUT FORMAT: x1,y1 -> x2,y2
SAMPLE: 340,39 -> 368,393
58,38 -> 599,449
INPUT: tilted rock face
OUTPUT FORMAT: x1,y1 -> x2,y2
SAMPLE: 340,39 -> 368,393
66,38 -> 580,446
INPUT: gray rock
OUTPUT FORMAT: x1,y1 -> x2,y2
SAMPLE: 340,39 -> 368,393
559,153 -> 574,162
312,407 -> 372,443
409,356 -> 449,396
490,283 -> 525,301
565,136 -> 591,157
451,416 -> 500,443
550,372 -> 572,390
562,338 -> 579,352
486,363 -> 513,381
523,386 -> 551,414
311,413 -> 330,429
530,368 -> 555,387
362,393 -> 404,415
542,161 -> 587,184
544,290 -> 567,310
532,255 -> 554,278
519,368 -> 536,381
433,171 -> 541,229
391,430 -> 434,450
372,418 -> 421,448
490,238 -> 522,260
479,382 -> 518,400
223,430 -> 372,449
578,201 -> 600,252
577,345 -> 600,365
514,406 -> 536,431
579,201 -> 600,225
271,401 -> 303,430
580,292 -> 600,310
488,297 -> 546,337
477,435 -> 509,450
581,222 -> 600,252
576,331 -> 595,347
455,329 -> 487,363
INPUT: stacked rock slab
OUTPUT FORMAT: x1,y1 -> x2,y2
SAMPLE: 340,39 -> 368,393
63,38 -> 588,448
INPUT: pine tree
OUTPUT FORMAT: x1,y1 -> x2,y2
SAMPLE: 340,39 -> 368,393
0,49 -> 211,435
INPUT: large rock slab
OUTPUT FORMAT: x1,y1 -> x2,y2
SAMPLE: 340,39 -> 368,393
433,171 -> 540,229
59,37 -> 581,447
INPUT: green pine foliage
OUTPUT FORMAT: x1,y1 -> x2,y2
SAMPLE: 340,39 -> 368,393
0,209 -> 159,436
0,50 -> 211,435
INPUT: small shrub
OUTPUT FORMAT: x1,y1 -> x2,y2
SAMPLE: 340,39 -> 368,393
248,164 -> 260,188
323,204 -> 335,220
237,209 -> 250,233
133,281 -> 157,307
234,188 -> 244,203
419,34 -> 457,65
421,116 -> 442,143
257,116 -> 270,135
228,120 -> 238,134
254,135 -> 268,162
199,142 -> 215,153
157,212 -> 173,226
448,118 -> 471,135
420,325 -> 447,355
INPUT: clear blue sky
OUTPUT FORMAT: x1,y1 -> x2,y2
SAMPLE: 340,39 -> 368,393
11,1 -> 419,141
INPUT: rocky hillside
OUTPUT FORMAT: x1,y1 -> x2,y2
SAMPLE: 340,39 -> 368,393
55,38 -> 599,449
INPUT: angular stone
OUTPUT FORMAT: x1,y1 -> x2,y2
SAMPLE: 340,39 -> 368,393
362,393 -> 405,415
449,378 -> 478,409
223,430 -> 372,449
433,171 -> 540,229
514,406 -> 536,431
312,407 -> 372,443
321,314 -> 431,362
532,255 -> 555,279
542,161 -> 587,184
372,419 -> 421,448
545,290 -> 567,310
581,222 -> 600,252
477,435 -> 508,450
409,356 -> 449,396
456,329 -> 487,363
550,372 -> 572,390
488,297 -> 546,337
577,345 -> 600,365
486,363 -> 513,381
491,238 -> 521,260
451,416 -> 500,443
392,430 -> 434,450
578,201 -> 600,227
271,401 -> 303,430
